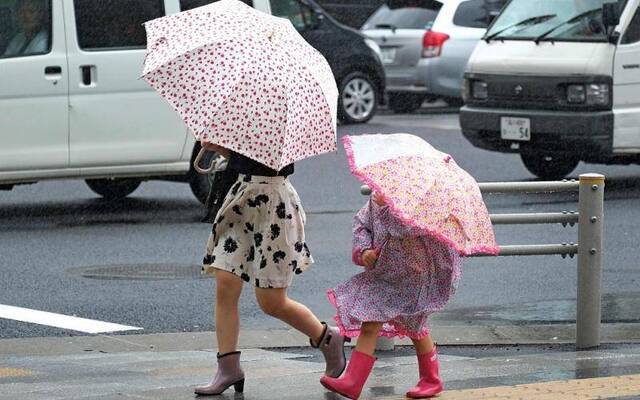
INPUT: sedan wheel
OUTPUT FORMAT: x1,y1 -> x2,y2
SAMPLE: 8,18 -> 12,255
339,72 -> 378,124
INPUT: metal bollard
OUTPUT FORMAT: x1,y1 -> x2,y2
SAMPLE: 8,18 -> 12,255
576,173 -> 605,349
375,336 -> 395,351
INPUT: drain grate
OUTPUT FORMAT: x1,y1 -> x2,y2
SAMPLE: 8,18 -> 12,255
67,263 -> 207,281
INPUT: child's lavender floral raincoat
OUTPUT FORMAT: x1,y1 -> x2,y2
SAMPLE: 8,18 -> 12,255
328,199 -> 462,339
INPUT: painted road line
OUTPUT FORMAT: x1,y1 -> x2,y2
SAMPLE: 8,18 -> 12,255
382,373 -> 640,400
0,304 -> 142,334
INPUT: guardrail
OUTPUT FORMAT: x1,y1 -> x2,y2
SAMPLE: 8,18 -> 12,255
361,173 -> 605,350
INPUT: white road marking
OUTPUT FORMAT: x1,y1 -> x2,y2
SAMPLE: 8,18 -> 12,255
0,304 -> 142,334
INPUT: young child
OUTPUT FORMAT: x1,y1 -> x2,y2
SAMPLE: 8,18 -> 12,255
321,191 -> 462,399
195,143 -> 349,396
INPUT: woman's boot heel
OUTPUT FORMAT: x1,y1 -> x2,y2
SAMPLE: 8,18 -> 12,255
194,351 -> 245,396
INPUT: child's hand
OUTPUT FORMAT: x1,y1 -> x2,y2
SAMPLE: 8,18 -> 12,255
361,249 -> 378,268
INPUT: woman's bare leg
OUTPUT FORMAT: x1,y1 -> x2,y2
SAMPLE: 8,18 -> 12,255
254,287 -> 324,342
354,322 -> 384,356
215,270 -> 243,354
412,333 -> 435,355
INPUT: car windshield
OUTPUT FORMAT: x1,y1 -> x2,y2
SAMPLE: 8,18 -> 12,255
485,0 -> 627,42
362,2 -> 442,30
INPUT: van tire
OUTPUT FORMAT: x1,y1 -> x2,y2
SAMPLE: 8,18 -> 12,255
388,93 -> 425,113
338,72 -> 378,124
85,179 -> 141,200
520,152 -> 580,180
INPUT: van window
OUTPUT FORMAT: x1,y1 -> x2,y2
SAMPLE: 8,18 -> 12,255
486,0 -> 627,42
622,6 -> 640,44
453,0 -> 506,29
180,0 -> 253,11
271,0 -> 318,30
74,0 -> 164,50
0,0 -> 51,59
362,1 -> 442,30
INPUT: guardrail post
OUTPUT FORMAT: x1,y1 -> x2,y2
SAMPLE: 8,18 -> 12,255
576,173 -> 605,349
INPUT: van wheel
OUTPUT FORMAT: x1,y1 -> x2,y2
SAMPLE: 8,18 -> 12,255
189,146 -> 217,205
520,152 -> 580,180
338,72 -> 378,124
85,179 -> 141,200
388,93 -> 425,113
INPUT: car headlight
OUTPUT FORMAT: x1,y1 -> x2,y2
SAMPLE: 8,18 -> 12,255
364,38 -> 382,61
586,83 -> 610,106
567,84 -> 610,106
472,81 -> 488,100
567,85 -> 586,103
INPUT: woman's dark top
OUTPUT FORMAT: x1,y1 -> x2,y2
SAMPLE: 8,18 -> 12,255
202,151 -> 293,223
227,152 -> 294,177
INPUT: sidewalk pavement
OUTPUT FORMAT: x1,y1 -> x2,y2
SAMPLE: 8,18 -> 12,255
2,323 -> 640,400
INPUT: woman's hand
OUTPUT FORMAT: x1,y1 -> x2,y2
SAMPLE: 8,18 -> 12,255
201,142 -> 230,158
361,249 -> 379,268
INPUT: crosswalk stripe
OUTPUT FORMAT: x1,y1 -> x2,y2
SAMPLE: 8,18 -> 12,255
0,304 -> 142,334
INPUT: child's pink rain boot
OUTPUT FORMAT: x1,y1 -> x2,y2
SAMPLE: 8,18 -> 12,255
320,350 -> 376,400
406,347 -> 444,398
194,351 -> 245,395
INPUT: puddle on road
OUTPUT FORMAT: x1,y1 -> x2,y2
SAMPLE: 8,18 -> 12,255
66,263 -> 206,280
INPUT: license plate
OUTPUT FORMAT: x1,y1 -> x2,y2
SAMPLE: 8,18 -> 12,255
380,47 -> 396,64
501,117 -> 531,141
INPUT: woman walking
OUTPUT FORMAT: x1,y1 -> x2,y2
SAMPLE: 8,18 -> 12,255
194,144 -> 349,396
141,1 -> 345,395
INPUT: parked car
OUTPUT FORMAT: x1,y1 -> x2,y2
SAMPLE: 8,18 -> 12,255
460,0 -> 639,180
0,0 -> 384,203
269,0 -> 386,124
362,0 -> 505,113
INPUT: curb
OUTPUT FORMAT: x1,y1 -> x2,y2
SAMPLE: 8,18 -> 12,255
2,323 -> 640,358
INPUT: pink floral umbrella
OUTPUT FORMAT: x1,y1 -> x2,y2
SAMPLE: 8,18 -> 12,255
142,0 -> 338,171
343,133 -> 499,256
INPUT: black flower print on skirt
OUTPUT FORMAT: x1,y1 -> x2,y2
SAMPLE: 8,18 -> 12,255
223,237 -> 238,253
270,224 -> 280,240
273,251 -> 286,263
202,175 -> 313,288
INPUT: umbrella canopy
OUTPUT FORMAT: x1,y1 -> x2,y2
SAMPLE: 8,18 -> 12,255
142,0 -> 338,171
343,133 -> 499,256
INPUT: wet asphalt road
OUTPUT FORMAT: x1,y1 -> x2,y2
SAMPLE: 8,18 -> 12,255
1,112 -> 640,338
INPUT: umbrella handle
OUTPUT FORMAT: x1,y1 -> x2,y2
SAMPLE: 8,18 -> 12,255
193,148 -> 216,174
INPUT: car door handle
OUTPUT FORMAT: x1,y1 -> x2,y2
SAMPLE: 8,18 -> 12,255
45,66 -> 62,75
623,64 -> 640,69
80,65 -> 96,86
44,66 -> 62,84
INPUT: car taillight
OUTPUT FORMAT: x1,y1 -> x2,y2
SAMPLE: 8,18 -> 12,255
422,30 -> 449,58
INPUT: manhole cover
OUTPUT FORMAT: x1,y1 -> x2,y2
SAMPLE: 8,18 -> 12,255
67,263 -> 207,280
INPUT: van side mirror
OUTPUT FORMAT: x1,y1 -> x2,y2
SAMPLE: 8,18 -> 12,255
602,2 -> 621,28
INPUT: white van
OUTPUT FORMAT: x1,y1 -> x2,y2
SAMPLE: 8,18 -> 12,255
460,0 -> 640,180
2,0 -> 372,202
